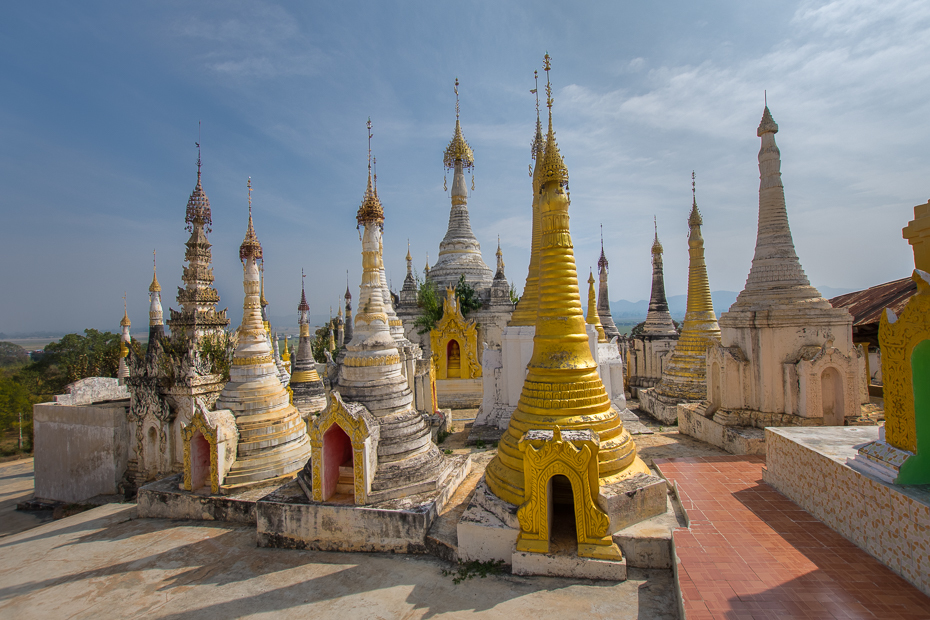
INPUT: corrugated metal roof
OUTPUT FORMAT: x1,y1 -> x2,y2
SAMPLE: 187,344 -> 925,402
829,277 -> 916,326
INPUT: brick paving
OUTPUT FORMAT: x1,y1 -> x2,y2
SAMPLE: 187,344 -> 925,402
654,456 -> 930,620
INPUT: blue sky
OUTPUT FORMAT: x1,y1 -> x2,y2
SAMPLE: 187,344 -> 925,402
1,1 -> 927,334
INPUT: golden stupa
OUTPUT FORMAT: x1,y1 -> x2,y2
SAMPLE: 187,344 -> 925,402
485,57 -> 650,507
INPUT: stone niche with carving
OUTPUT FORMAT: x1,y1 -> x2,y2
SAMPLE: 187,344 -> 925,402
430,287 -> 482,380
181,400 -> 238,494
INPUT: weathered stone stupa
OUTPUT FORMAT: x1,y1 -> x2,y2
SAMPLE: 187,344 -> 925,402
586,270 -> 607,343
596,232 -> 621,341
213,181 -> 313,489
685,106 -> 865,453
167,153 -> 230,342
640,176 -> 721,423
289,276 -> 326,418
460,60 -> 663,575
147,252 -> 165,352
628,222 -> 679,395
118,301 -> 131,381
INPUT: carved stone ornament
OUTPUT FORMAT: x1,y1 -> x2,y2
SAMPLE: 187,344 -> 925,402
430,287 -> 482,380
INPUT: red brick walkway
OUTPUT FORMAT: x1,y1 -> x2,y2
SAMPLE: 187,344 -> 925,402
654,456 -> 930,620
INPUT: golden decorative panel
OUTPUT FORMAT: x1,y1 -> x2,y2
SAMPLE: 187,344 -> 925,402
232,354 -> 273,366
308,393 -> 376,505
182,412 -> 220,494
516,427 -> 620,560
430,287 -> 481,380
343,353 -> 400,367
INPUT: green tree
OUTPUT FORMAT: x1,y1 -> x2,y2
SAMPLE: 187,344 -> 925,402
414,274 -> 483,334
509,283 -> 521,306
0,374 -> 35,449
0,342 -> 29,368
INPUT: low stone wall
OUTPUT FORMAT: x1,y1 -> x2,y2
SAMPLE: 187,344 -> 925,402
763,427 -> 930,597
33,400 -> 131,502
677,403 -> 765,455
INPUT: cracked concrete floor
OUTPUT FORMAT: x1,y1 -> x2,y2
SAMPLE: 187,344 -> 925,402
0,503 -> 679,619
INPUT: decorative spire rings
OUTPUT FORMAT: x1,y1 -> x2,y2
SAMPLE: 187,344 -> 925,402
539,53 -> 569,187
357,118 -> 384,228
443,78 -> 475,172
239,177 -> 263,262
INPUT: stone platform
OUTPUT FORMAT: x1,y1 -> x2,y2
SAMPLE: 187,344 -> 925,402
637,388 -> 683,425
256,455 -> 471,553
436,379 -> 483,409
677,403 -> 766,455
762,426 -> 930,597
137,473 -> 277,524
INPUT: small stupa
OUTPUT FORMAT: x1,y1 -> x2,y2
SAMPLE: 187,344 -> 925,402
213,179 -> 312,489
640,173 -> 721,423
628,220 -> 680,394
596,229 -> 621,341
147,251 -> 166,356
289,273 -> 326,417
118,297 -> 131,381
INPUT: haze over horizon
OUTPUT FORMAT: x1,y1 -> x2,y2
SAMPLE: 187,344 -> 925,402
1,1 -> 925,335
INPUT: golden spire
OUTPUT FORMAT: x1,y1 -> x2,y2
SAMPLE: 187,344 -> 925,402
586,269 -> 607,342
443,78 -> 475,172
357,118 -> 384,227
508,67 -> 548,327
486,54 -> 647,506
281,335 -> 290,363
149,250 -> 161,293
406,239 -> 412,262
239,177 -> 263,262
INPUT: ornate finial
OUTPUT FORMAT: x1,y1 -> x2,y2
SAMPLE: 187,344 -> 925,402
185,136 -> 212,233
652,217 -> 663,255
539,53 -> 568,186
149,249 -> 161,292
121,292 -> 130,326
444,79 -> 475,172
688,172 -> 703,228
357,119 -> 384,227
239,177 -> 263,261
406,239 -> 412,262
196,121 -> 202,179
758,100 -> 778,136
532,70 -> 540,117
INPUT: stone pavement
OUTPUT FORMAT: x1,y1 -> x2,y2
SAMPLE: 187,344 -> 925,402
0,458 -> 52,538
0,503 -> 679,619
655,456 -> 930,620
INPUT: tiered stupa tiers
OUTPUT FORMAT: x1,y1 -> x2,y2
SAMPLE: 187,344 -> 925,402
429,80 -> 495,291
333,131 -> 447,499
639,178 -> 722,422
168,156 -> 230,342
642,223 -> 678,336
290,278 -> 326,417
729,106 -> 830,312
485,71 -> 649,506
596,235 -> 621,341
118,302 -> 131,380
214,186 -> 312,489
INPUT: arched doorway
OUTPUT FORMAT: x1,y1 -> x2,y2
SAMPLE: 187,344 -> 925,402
189,430 -> 211,492
322,424 -> 353,501
146,426 -> 159,477
447,340 -> 461,379
548,474 -> 578,551
821,367 -> 845,426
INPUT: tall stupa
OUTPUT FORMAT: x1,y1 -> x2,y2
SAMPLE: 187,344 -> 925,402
639,174 -> 721,423
213,179 -> 312,489
485,59 -> 650,507
167,148 -> 230,342
428,79 -> 495,291
596,230 -> 621,341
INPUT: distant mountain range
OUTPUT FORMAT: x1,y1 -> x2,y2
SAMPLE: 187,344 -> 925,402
608,286 -> 854,321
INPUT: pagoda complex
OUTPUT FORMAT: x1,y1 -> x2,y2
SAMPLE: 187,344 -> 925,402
627,221 -> 679,395
640,175 -> 721,423
397,80 -> 512,408
682,105 -> 867,454
210,181 -> 312,489
459,58 -> 665,577
289,276 -> 326,417
167,153 -> 230,342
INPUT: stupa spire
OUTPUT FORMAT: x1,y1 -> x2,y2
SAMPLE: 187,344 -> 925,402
508,70 -> 546,327
586,269 -> 607,343
432,78 -> 494,290
118,294 -> 131,380
596,225 -> 620,340
730,103 -> 827,311
648,172 -> 721,404
147,249 -> 165,350
289,268 -> 325,416
642,218 -> 677,336
486,55 -> 647,506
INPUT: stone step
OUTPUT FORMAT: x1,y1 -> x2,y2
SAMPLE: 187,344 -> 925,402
334,482 -> 354,495
338,465 -> 353,477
